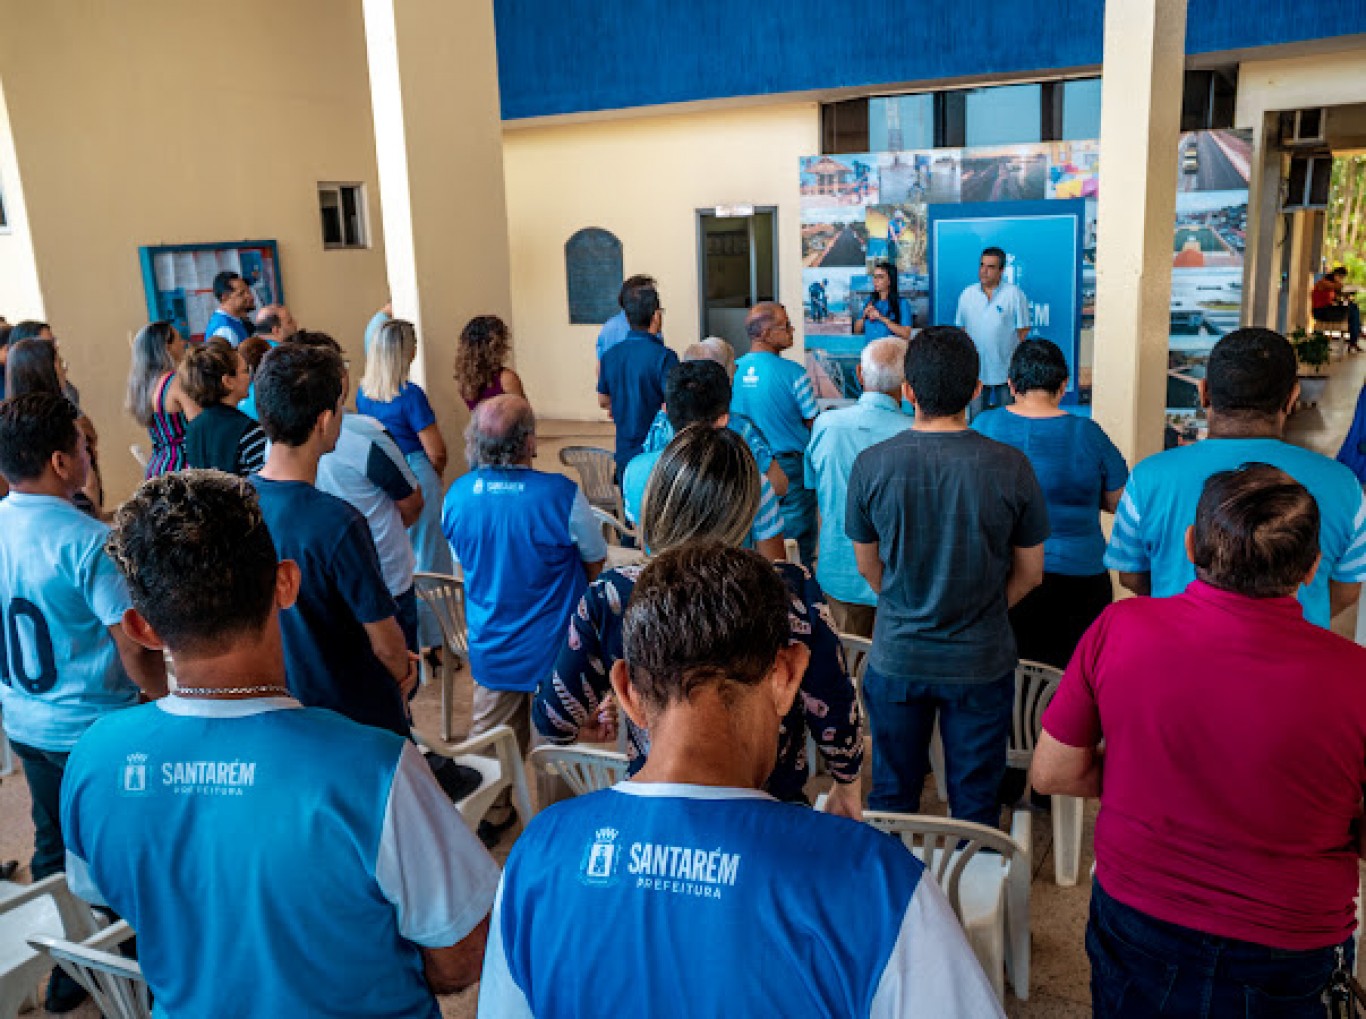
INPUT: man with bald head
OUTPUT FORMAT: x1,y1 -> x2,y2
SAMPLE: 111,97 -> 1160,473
254,304 -> 298,346
805,338 -> 912,636
731,302 -> 821,565
442,395 -> 607,844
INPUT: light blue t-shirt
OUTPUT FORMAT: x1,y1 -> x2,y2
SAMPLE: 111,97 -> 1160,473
62,697 -> 499,1019
1106,437 -> 1366,628
805,392 -> 913,605
478,783 -> 1002,1018
317,413 -> 419,598
0,493 -> 138,751
642,410 -> 775,474
622,447 -> 783,547
442,467 -> 607,692
730,351 -> 820,455
974,409 -> 1129,576
595,309 -> 631,361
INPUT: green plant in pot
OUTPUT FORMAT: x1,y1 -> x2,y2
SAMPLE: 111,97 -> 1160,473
1290,328 -> 1332,375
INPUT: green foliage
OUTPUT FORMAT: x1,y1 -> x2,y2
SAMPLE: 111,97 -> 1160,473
1288,327 -> 1332,371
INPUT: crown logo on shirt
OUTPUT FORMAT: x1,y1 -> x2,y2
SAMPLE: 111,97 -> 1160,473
581,826 -> 622,886
121,753 -> 150,795
595,827 -> 618,843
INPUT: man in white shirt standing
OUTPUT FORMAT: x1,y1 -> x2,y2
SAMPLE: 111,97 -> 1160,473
954,246 -> 1030,420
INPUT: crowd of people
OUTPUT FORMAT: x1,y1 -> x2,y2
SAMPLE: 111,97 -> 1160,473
0,251 -> 1364,1015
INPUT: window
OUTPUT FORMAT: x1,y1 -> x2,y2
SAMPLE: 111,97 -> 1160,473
1060,78 -> 1103,141
869,95 -> 934,152
317,182 -> 368,249
964,84 -> 1043,147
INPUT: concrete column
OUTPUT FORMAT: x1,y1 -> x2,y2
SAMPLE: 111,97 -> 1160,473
361,0 -> 512,467
1243,112 -> 1283,328
1091,0 -> 1188,465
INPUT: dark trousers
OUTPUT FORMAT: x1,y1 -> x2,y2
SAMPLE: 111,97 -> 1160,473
1009,571 -> 1114,670
394,586 -> 419,655
1316,301 -> 1362,344
863,666 -> 1013,827
10,740 -> 70,880
1088,878 -> 1351,1018
773,451 -> 818,567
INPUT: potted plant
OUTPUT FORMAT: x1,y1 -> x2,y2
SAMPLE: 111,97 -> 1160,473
1289,327 -> 1332,406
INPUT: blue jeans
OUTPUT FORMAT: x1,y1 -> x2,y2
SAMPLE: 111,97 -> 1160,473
10,740 -> 70,880
1088,878 -> 1351,1018
862,665 -> 1012,828
773,451 -> 817,567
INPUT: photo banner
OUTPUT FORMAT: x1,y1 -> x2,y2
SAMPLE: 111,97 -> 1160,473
928,199 -> 1085,395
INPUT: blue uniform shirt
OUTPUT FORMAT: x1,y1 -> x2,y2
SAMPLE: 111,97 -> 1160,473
442,467 -> 607,692
1106,438 -> 1366,627
356,382 -> 436,457
622,447 -> 782,548
861,297 -> 914,340
974,409 -> 1129,576
595,309 -> 631,361
479,784 -> 1002,1018
805,392 -> 913,605
204,310 -> 250,347
597,331 -> 679,472
0,493 -> 138,751
63,697 -> 499,1019
730,351 -> 820,455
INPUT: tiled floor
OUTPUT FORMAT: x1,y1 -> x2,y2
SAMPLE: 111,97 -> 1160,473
1,351 -> 1361,1017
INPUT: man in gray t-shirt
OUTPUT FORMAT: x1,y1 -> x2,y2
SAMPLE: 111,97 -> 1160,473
847,326 -> 1048,827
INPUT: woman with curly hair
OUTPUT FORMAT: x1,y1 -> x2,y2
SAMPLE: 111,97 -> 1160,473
453,314 -> 525,411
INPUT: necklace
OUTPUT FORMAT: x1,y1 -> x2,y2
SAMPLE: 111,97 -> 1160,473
172,684 -> 292,698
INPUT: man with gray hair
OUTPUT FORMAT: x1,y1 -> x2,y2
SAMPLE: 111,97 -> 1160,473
805,338 -> 912,635
441,395 -> 607,844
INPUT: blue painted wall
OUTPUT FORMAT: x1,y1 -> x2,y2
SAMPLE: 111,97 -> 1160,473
493,0 -> 1365,121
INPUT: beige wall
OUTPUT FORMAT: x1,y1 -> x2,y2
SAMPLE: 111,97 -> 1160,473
0,0 -> 388,500
502,103 -> 820,421
0,76 -> 43,320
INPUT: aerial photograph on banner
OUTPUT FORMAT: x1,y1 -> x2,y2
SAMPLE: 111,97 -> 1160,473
1176,129 -> 1252,193
961,146 -> 1048,202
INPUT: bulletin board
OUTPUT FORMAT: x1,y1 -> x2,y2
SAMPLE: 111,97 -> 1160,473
138,240 -> 284,341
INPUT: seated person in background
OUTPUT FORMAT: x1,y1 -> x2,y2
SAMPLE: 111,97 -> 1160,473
302,331 -> 426,653
534,424 -> 864,817
64,470 -> 498,1018
442,395 -> 607,844
1035,464 -> 1366,1015
1311,266 -> 1361,352
0,395 -> 167,1010
623,360 -> 786,561
5,338 -> 104,515
974,338 -> 1128,668
641,336 -> 788,496
180,338 -> 267,476
1106,327 -> 1366,627
486,544 -> 1000,1018
250,343 -> 416,738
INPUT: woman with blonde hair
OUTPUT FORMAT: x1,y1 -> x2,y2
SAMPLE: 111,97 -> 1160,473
125,321 -> 196,477
356,319 -> 453,649
453,314 -> 525,411
532,424 -> 865,818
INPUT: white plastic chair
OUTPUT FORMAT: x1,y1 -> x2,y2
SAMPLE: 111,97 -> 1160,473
412,572 -> 469,742
783,538 -> 802,566
591,507 -> 640,552
28,921 -> 148,1019
529,746 -> 628,810
0,874 -> 100,1019
129,444 -> 148,470
863,811 -> 1031,1003
411,723 -> 534,832
559,446 -> 624,519
928,660 -> 1085,886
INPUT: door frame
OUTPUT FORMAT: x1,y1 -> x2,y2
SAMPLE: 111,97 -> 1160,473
695,205 -> 780,343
